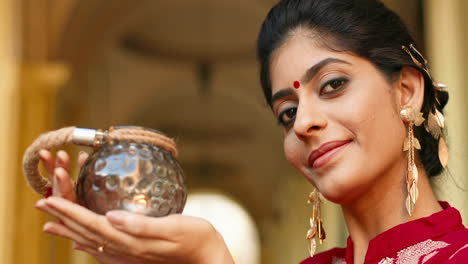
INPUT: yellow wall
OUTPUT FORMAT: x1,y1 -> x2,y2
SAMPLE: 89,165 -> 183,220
13,63 -> 70,264
425,0 -> 468,223
0,1 -> 73,261
0,0 -> 20,262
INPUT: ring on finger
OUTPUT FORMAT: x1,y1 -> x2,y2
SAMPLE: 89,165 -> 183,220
97,240 -> 108,253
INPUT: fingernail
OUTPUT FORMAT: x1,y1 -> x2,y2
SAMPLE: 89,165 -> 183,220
39,149 -> 48,159
44,196 -> 56,206
35,199 -> 46,208
106,211 -> 127,226
42,222 -> 53,233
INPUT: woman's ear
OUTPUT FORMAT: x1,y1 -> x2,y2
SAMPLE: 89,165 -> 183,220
395,66 -> 425,110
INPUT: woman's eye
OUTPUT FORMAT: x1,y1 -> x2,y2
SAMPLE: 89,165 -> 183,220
320,78 -> 348,95
278,107 -> 297,127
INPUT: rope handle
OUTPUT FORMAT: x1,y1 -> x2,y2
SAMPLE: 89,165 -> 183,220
22,126 -> 177,196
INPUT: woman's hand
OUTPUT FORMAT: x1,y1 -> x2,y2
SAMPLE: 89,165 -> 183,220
38,149 -> 89,201
35,197 -> 234,264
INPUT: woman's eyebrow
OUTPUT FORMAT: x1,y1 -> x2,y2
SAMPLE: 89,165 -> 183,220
300,57 -> 351,84
270,58 -> 350,106
271,88 -> 295,106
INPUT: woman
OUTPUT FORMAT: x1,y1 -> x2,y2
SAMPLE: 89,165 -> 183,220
256,1 -> 468,263
35,0 -> 467,263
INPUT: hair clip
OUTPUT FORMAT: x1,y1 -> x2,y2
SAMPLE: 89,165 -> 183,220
408,44 -> 428,65
433,82 -> 447,91
401,44 -> 431,79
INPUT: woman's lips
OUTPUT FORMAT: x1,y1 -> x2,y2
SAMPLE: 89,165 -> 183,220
308,140 -> 352,169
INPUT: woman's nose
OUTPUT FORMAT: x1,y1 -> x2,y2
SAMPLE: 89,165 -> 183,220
293,103 -> 327,140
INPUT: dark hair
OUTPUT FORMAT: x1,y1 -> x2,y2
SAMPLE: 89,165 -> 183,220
256,0 -> 449,177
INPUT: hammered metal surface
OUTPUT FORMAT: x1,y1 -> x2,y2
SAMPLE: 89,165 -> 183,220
76,140 -> 186,217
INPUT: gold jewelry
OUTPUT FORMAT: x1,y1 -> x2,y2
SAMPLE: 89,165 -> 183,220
400,108 -> 424,216
438,137 -> 449,168
402,44 -> 431,78
402,43 -> 450,169
425,108 -> 449,168
97,240 -> 108,253
306,189 -> 326,257
425,109 -> 444,139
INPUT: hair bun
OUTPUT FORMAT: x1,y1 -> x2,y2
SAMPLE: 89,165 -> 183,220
435,89 -> 449,110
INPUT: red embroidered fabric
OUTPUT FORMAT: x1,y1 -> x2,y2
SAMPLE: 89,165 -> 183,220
300,202 -> 468,264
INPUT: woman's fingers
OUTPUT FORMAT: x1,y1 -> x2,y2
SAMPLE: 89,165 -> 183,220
39,197 -> 139,253
43,197 -> 108,233
106,211 -> 231,263
54,167 -> 76,201
106,210 -> 177,239
43,221 -> 95,248
78,151 -> 89,168
36,198 -> 226,264
39,149 -> 55,179
35,199 -> 103,245
38,200 -> 126,256
106,210 -> 208,241
38,149 -> 77,201
39,149 -> 74,191
55,150 -> 71,173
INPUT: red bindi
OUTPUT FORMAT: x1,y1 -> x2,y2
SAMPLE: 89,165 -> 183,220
293,81 -> 300,89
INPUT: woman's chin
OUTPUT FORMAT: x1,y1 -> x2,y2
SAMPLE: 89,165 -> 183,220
314,178 -> 365,205
320,190 -> 350,204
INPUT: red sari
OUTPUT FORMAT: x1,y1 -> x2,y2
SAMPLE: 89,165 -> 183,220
301,202 -> 468,264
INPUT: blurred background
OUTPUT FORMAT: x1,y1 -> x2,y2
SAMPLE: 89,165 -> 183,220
0,0 -> 467,263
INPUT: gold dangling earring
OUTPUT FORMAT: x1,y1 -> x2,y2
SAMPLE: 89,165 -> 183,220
306,189 -> 326,257
400,107 -> 425,216
424,107 -> 449,168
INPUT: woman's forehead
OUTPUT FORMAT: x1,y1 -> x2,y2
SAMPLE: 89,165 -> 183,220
269,36 -> 359,92
270,36 -> 327,78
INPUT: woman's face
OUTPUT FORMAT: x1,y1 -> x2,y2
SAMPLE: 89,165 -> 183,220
269,30 -> 407,204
